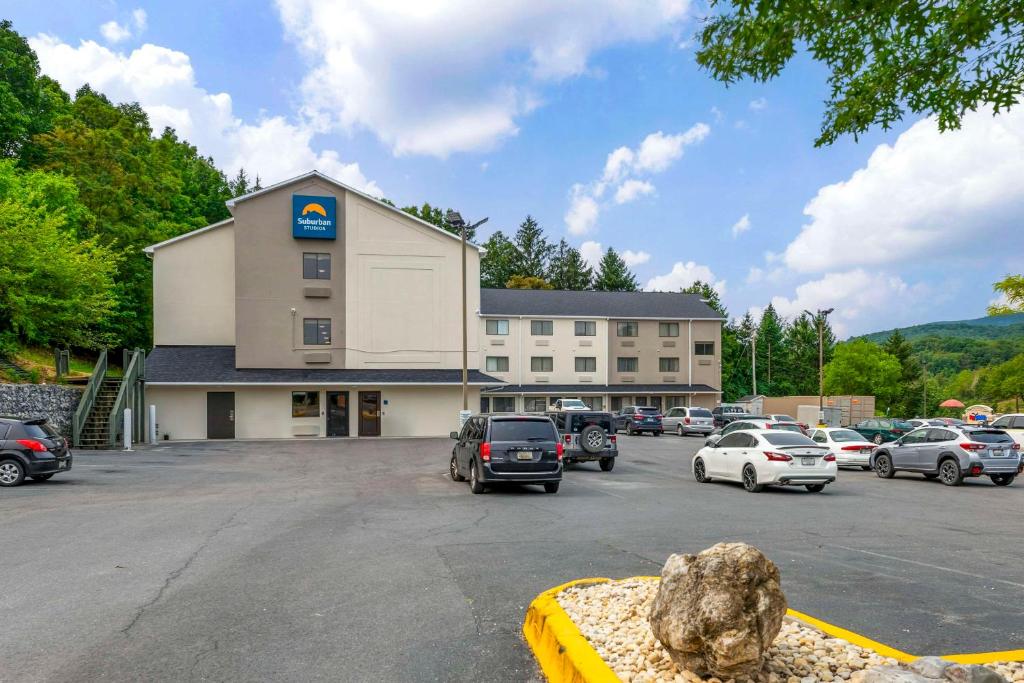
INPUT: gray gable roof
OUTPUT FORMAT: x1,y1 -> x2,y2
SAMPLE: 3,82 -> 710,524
146,346 -> 502,385
479,289 -> 723,319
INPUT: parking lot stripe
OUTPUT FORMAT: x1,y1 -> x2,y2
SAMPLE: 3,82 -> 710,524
834,545 -> 1024,591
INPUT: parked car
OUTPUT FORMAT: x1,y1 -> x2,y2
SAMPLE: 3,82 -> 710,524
663,407 -> 715,437
870,426 -> 1021,486
705,419 -> 804,446
711,405 -> 748,428
615,406 -> 663,436
989,414 -> 1024,446
852,418 -> 915,445
0,417 -> 73,487
449,414 -> 562,494
547,410 -> 617,471
692,429 -> 837,493
551,398 -> 590,411
906,419 -> 943,429
808,427 -> 875,470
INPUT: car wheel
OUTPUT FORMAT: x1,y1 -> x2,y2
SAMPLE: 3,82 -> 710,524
741,465 -> 763,493
449,454 -> 465,482
627,426 -> 636,436
805,484 -> 826,493
923,473 -> 938,480
991,474 -> 1015,486
0,459 -> 25,487
31,473 -> 55,482
543,482 -> 560,494
693,458 -> 710,483
938,459 -> 964,486
874,454 -> 895,479
677,425 -> 684,437
599,458 -> 614,472
469,461 -> 485,494
873,433 -> 884,445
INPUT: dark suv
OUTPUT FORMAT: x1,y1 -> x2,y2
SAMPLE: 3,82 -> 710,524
0,417 -> 73,487
711,405 -> 748,428
547,410 -> 617,471
615,406 -> 663,435
449,415 -> 562,494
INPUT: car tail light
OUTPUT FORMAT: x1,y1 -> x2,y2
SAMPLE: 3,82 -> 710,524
633,414 -> 644,420
763,451 -> 792,462
655,415 -> 663,420
841,445 -> 865,451
823,453 -> 836,462
556,443 -> 564,459
480,442 -> 491,461
959,442 -> 986,451
684,417 -> 691,424
1012,443 -> 1020,451
564,434 -> 571,443
609,435 -> 616,443
16,439 -> 47,452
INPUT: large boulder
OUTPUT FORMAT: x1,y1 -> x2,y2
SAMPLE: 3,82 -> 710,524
648,542 -> 787,678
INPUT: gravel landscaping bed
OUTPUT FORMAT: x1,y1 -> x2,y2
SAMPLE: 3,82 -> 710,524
556,578 -> 1024,683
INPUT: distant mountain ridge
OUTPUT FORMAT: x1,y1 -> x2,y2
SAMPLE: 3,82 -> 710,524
861,313 -> 1024,343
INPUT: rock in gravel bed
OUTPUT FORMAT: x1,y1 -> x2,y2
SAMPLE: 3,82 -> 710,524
555,578 -> 1023,683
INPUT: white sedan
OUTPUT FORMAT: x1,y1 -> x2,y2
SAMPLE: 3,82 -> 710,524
692,429 -> 837,493
808,428 -> 876,470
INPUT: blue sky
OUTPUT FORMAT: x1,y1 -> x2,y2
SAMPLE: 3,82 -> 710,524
9,1 -> 1024,337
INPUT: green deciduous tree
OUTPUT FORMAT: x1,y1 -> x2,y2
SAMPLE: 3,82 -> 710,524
546,239 -> 593,290
400,201 -> 480,242
505,275 -> 554,290
0,20 -> 69,158
480,230 -> 518,289
988,274 -> 1024,315
593,248 -> 638,292
824,340 -> 902,412
695,1 -> 1024,146
883,330 -> 924,415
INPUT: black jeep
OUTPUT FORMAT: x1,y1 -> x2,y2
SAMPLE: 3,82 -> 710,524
547,410 -> 618,471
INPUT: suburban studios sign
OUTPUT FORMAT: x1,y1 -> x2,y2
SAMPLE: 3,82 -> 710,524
292,195 -> 337,239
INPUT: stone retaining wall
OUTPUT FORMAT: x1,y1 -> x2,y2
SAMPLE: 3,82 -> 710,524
0,384 -> 82,436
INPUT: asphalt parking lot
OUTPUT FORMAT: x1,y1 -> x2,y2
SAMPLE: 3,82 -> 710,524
2,434 -> 1023,682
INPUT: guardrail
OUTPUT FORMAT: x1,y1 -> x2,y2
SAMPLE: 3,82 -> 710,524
72,350 -> 107,447
107,349 -> 143,448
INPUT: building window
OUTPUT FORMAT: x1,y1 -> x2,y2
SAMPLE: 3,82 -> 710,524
486,319 -> 509,335
666,396 -> 687,408
525,397 -> 547,412
485,356 -> 509,372
659,357 -> 680,372
695,342 -> 715,355
574,320 -> 596,336
617,357 -> 638,372
531,356 -> 553,372
617,321 -> 638,337
589,396 -> 604,411
651,396 -> 663,411
659,322 -> 679,337
302,253 -> 331,280
575,356 -> 597,373
292,391 -> 320,418
492,396 -> 515,413
480,397 -> 490,413
531,320 -> 553,336
611,396 -> 623,412
303,318 -> 331,345
634,396 -> 648,406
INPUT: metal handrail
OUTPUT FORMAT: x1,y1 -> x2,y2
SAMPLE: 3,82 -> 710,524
107,350 -> 141,448
73,350 -> 107,446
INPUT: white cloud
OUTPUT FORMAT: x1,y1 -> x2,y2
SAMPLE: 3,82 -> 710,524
646,261 -> 725,294
731,213 -> 751,238
710,106 -> 724,123
132,9 -> 148,32
749,97 -> 767,111
275,0 -> 690,157
566,122 -> 709,234
765,269 -> 929,338
614,179 -> 655,204
29,35 -> 381,196
580,240 -> 605,269
100,21 -> 132,43
784,107 -> 1024,273
621,250 -> 651,267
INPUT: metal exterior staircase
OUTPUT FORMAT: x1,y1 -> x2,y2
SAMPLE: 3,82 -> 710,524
76,378 -> 122,448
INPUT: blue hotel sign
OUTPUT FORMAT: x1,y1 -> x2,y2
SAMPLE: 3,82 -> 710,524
292,195 -> 337,239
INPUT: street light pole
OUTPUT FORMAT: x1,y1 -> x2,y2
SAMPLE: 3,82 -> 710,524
447,211 -> 488,413
804,308 -> 834,423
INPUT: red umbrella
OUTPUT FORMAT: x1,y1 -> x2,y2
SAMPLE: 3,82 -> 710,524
939,399 -> 965,408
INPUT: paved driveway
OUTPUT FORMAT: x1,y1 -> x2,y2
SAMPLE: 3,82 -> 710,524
1,435 -> 1022,682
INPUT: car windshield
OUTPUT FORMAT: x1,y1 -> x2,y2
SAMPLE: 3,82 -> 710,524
635,407 -> 660,414
892,420 -> 915,430
774,415 -> 796,422
22,422 -> 59,439
690,409 -> 713,418
966,430 -> 1015,444
829,429 -> 864,442
762,432 -> 819,446
490,419 -> 555,442
561,399 -> 588,409
569,414 -> 613,433
772,424 -> 804,433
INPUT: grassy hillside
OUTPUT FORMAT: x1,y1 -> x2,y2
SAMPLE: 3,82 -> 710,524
862,313 -> 1024,343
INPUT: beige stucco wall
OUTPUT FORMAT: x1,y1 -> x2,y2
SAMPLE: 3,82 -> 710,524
479,316 -> 608,386
608,319 -> 690,385
152,223 -> 236,346
688,320 -> 722,388
147,385 -> 480,440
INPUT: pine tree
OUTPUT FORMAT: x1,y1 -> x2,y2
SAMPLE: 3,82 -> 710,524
681,280 -> 727,317
756,304 -> 788,395
229,168 -> 250,196
593,248 -> 639,291
784,313 -> 820,395
480,230 -> 518,289
547,239 -> 593,290
511,215 -> 552,279
883,330 -> 923,415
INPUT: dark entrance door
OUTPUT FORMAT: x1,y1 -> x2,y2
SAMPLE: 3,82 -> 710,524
207,392 -> 235,439
326,391 -> 350,437
358,391 -> 381,436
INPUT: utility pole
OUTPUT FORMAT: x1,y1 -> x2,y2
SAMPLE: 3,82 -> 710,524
922,362 -> 928,417
446,211 -> 488,413
804,308 -> 834,423
751,329 -> 758,396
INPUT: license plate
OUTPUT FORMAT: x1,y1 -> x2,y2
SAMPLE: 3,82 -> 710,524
517,451 -> 534,461
801,457 -> 816,466
990,449 -> 1005,457
861,448 -> 872,454
59,461 -> 68,469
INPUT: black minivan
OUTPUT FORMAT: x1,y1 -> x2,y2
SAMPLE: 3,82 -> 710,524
0,417 -> 73,487
450,415 -> 562,494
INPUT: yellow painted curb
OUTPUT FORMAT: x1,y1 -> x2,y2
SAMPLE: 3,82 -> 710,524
523,576 -> 1022,682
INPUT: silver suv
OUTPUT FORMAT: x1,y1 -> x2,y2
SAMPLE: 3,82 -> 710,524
871,426 -> 1021,486
547,411 -> 618,471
